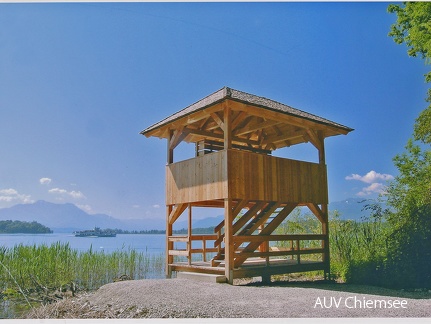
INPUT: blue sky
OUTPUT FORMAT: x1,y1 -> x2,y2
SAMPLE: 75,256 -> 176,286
0,2 -> 428,221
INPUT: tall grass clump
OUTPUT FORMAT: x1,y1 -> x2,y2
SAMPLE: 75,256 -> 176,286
329,211 -> 389,285
275,208 -> 322,253
0,242 -> 165,317
274,208 -> 389,284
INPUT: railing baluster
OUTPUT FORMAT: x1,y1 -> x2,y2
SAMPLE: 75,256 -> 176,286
203,239 -> 207,262
296,239 -> 300,264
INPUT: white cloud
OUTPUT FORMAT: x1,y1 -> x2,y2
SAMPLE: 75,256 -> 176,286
69,191 -> 85,199
77,204 -> 92,212
357,183 -> 386,197
39,178 -> 52,185
0,188 -> 18,195
49,188 -> 67,194
152,204 -> 160,208
0,188 -> 33,204
0,196 -> 14,202
345,170 -> 394,184
48,188 -> 86,199
345,170 -> 393,197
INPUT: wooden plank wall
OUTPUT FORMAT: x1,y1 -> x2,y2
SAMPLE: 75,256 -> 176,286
228,150 -> 328,204
166,149 -> 328,205
166,151 -> 228,205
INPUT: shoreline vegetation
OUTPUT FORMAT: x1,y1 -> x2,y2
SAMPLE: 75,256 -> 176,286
0,220 -> 52,234
113,227 -> 215,235
0,242 -> 164,318
1,209 -> 430,318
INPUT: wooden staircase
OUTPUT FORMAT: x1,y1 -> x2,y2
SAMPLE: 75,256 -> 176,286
210,202 -> 296,267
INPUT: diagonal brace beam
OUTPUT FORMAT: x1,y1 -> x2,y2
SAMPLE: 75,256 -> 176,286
168,203 -> 188,225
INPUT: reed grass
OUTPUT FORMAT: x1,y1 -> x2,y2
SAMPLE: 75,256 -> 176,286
274,208 -> 388,283
0,241 -> 165,317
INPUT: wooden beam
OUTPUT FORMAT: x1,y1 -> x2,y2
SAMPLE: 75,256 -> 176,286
214,199 -> 248,234
197,116 -> 212,130
261,128 -> 308,146
306,203 -> 325,224
233,118 -> 282,137
321,202 -> 330,279
232,115 -> 253,134
181,127 -> 262,147
306,129 -> 322,151
166,205 -> 173,278
228,99 -> 351,136
318,130 -> 326,164
236,202 -> 282,237
188,204 -> 192,265
210,112 -> 224,129
214,201 -> 266,248
232,199 -> 248,220
224,198 -> 234,284
233,234 -> 326,243
169,127 -> 187,150
223,105 -> 232,150
168,203 -> 188,225
233,201 -> 266,234
231,111 -> 249,131
167,130 -> 174,164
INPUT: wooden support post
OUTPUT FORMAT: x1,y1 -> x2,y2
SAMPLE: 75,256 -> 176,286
188,204 -> 192,265
261,273 -> 271,284
166,205 -> 173,278
317,130 -> 326,165
265,241 -> 270,266
203,239 -> 207,262
290,240 -> 294,260
296,239 -> 301,264
224,198 -> 234,284
167,130 -> 174,164
318,131 -> 330,280
224,105 -> 232,150
321,203 -> 330,280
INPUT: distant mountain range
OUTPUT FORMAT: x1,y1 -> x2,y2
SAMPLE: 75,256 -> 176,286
328,198 -> 385,221
0,200 -> 223,232
0,198 -> 384,233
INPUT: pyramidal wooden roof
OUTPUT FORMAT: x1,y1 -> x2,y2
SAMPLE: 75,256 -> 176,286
141,87 -> 353,151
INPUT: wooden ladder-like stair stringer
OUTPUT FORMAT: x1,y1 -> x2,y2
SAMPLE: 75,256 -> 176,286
233,203 -> 297,268
210,202 -> 280,267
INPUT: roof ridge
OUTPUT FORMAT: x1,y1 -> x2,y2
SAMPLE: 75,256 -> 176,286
141,87 -> 353,136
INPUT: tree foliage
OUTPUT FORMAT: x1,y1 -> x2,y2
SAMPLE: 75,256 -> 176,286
386,2 -> 431,288
389,2 -> 431,143
387,140 -> 431,213
0,220 -> 52,234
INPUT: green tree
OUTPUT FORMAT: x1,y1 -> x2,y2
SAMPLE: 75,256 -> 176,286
385,2 -> 431,288
388,2 -> 431,143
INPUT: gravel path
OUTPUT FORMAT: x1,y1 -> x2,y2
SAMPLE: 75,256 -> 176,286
26,278 -> 431,318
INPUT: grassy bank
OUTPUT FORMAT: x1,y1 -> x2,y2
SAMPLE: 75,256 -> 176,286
0,242 -> 164,318
275,209 -> 389,285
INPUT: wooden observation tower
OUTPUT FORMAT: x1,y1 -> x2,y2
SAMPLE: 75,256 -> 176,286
141,87 -> 353,284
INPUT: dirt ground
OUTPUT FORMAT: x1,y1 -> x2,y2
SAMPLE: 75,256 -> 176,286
25,278 -> 431,319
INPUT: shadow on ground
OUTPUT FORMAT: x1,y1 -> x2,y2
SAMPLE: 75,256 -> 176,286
242,279 -> 431,300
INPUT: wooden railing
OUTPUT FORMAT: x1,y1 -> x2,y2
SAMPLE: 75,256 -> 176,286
231,234 -> 327,267
168,235 -> 218,264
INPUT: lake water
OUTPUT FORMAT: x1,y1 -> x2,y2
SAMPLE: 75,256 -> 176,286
0,233 -> 166,255
0,233 -> 167,319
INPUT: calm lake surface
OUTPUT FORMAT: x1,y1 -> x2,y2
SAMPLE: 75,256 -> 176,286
0,233 -> 168,319
0,233 -> 166,255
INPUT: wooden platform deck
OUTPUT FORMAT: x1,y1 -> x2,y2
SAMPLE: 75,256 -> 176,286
170,258 -> 326,280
